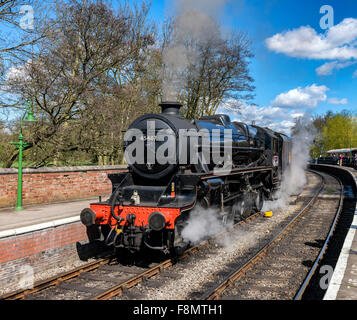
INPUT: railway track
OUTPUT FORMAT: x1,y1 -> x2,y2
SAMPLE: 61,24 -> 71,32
0,211 -> 259,300
301,165 -> 357,299
201,171 -> 343,300
1,170 -> 326,301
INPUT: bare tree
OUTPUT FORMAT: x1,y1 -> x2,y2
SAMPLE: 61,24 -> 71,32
2,0 -> 160,167
0,1 -> 51,59
0,1 -> 33,55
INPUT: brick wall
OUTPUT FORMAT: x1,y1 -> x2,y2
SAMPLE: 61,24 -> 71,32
0,221 -> 97,295
0,165 -> 127,208
0,222 -> 87,264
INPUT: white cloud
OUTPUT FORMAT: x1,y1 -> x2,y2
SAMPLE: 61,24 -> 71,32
219,100 -> 305,135
328,97 -> 348,104
316,60 -> 357,76
265,18 -> 357,60
353,70 -> 357,78
218,81 -> 345,134
272,84 -> 329,109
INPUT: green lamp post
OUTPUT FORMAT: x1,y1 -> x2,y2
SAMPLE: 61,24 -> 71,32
10,100 -> 37,211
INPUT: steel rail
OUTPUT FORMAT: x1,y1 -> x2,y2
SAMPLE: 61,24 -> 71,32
200,171 -> 325,300
293,175 -> 344,300
0,257 -> 112,300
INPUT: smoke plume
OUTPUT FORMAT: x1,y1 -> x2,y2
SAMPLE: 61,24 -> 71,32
162,0 -> 231,101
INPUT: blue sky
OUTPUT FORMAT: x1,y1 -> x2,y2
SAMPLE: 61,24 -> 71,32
147,0 -> 357,133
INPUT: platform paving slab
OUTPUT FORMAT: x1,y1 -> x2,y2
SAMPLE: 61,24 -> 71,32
0,196 -> 109,234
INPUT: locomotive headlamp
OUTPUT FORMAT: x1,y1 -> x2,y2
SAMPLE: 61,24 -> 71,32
148,212 -> 166,231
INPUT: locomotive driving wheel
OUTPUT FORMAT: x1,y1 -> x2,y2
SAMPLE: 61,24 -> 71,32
232,197 -> 252,222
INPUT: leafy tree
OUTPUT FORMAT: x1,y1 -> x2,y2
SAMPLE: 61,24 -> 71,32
309,111 -> 357,158
321,111 -> 357,152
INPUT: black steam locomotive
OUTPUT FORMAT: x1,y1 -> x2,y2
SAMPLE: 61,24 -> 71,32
80,102 -> 292,254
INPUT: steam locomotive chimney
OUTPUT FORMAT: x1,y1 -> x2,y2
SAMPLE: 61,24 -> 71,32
159,101 -> 182,116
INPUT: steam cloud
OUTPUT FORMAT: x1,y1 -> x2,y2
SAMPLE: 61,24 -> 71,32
162,0 -> 231,101
181,206 -> 228,245
262,116 -> 316,211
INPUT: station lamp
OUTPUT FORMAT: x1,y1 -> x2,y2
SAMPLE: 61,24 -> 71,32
10,99 -> 38,211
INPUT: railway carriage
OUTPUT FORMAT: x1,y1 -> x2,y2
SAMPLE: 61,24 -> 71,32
80,102 -> 292,254
318,148 -> 357,167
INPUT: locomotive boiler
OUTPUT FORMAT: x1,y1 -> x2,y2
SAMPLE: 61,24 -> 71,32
80,102 -> 292,254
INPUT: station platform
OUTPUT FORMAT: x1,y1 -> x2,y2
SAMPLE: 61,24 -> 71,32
1,165 -> 357,299
0,196 -> 107,239
324,166 -> 357,300
0,195 -> 112,295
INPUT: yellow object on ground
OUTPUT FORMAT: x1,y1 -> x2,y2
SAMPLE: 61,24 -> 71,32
265,211 -> 273,217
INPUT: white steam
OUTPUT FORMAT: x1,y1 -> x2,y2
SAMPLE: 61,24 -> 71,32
181,206 -> 227,245
162,0 -> 230,101
262,117 -> 316,211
